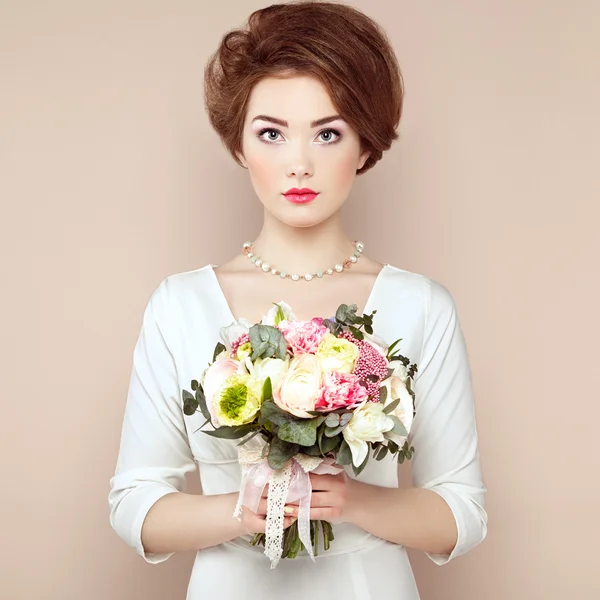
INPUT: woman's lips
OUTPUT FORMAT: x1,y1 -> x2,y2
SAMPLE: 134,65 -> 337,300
283,192 -> 319,204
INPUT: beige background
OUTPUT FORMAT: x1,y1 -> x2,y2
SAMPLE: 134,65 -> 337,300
1,0 -> 598,598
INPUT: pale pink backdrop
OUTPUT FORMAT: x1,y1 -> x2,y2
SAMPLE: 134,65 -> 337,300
1,1 -> 598,598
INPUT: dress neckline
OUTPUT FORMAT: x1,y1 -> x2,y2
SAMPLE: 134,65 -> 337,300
205,263 -> 391,325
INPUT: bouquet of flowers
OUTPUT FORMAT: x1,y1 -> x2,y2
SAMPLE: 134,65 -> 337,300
182,301 -> 417,568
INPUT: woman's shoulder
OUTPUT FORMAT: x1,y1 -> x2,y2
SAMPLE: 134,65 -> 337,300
383,263 -> 456,310
142,264 -> 218,320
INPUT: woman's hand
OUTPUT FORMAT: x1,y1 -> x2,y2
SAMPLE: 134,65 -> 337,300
283,471 -> 362,525
239,486 -> 298,535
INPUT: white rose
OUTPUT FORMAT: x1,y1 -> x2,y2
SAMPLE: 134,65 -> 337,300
261,301 -> 296,326
219,318 -> 253,351
342,401 -> 394,466
390,360 -> 409,383
380,376 -> 414,445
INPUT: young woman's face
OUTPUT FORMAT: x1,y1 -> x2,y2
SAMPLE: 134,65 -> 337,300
238,75 -> 369,227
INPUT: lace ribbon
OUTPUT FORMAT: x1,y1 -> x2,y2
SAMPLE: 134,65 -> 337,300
233,443 -> 342,569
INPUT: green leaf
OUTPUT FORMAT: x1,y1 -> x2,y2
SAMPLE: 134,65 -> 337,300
182,389 -> 198,416
258,400 -> 296,427
336,439 -> 353,465
268,436 -> 299,469
212,342 -> 226,363
192,417 -> 211,434
191,379 -> 198,391
379,385 -> 388,405
236,428 -> 263,446
203,424 -> 256,439
249,324 -> 287,360
324,425 -> 343,437
320,433 -> 341,454
386,338 -> 402,358
303,443 -> 323,456
348,325 -> 364,340
374,445 -> 389,461
340,413 -> 352,426
312,520 -> 319,557
195,386 -> 211,422
383,398 -> 400,414
262,376 -> 272,402
324,413 -> 340,428
278,417 -> 324,447
273,302 -> 286,325
389,415 -> 408,437
352,450 -> 370,476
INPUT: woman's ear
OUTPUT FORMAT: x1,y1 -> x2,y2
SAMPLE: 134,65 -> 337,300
358,149 -> 371,171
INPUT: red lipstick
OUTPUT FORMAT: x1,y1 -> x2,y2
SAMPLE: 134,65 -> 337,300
283,187 -> 319,204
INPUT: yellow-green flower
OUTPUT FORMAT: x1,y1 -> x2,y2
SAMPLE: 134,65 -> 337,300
315,332 -> 360,373
214,373 -> 263,426
236,341 -> 252,361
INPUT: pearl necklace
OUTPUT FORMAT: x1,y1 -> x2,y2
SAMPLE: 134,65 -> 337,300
242,240 -> 364,282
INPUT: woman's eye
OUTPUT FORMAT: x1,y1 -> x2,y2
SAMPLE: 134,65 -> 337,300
258,129 -> 283,143
317,129 -> 341,143
257,127 -> 342,144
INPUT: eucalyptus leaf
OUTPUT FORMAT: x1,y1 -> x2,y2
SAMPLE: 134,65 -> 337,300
324,424 -> 345,437
375,445 -> 388,461
324,413 -> 340,428
390,415 -> 408,437
182,389 -> 198,416
268,437 -> 299,469
337,439 -> 353,465
340,413 -> 352,426
258,400 -> 295,427
195,386 -> 211,422
383,397 -> 400,415
278,417 -> 324,447
379,385 -> 388,405
348,325 -> 364,340
320,433 -> 341,454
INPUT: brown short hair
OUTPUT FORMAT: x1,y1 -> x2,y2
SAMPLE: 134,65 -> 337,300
204,1 -> 404,174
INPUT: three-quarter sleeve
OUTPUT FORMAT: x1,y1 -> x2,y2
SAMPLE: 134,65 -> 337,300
108,278 -> 196,563
410,277 -> 487,565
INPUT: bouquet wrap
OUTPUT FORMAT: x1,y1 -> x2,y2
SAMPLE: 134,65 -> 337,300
233,444 -> 342,568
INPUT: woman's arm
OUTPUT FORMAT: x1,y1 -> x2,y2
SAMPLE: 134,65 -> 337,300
139,491 -> 242,555
288,277 -> 487,562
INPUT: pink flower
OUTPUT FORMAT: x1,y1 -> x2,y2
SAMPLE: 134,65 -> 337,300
201,357 -> 240,427
278,319 -> 328,355
314,371 -> 369,412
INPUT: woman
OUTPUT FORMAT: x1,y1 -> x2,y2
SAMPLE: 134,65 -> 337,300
108,2 -> 487,598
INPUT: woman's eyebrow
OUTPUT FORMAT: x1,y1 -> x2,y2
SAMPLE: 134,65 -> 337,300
250,115 -> 344,128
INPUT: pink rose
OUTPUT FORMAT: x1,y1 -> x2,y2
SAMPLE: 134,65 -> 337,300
278,319 -> 328,355
201,357 -> 240,426
314,371 -> 369,412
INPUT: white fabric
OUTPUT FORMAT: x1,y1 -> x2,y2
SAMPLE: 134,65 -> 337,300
108,263 -> 487,599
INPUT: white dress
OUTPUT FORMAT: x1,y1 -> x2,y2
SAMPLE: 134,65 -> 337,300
108,263 -> 487,599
